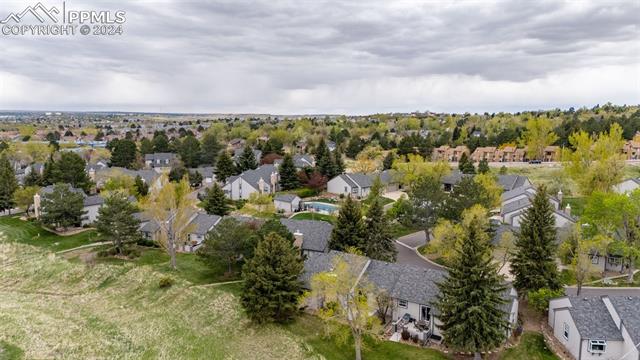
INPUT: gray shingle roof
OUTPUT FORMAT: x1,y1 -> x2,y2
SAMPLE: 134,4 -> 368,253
342,173 -> 373,188
274,194 -> 300,203
497,175 -> 530,191
140,219 -> 160,233
300,250 -> 368,288
441,170 -> 472,186
190,166 -> 215,178
372,261 -> 446,308
280,218 -> 332,252
501,184 -> 536,202
567,297 -> 624,341
501,197 -> 532,215
609,296 -> 640,344
83,195 -> 105,207
144,153 -> 176,162
188,213 -> 221,235
233,149 -> 262,162
232,164 -> 278,190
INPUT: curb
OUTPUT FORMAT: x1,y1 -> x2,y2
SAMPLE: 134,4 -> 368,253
394,240 -> 449,270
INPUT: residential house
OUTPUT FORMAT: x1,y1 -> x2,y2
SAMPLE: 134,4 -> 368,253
623,139 -> 640,160
222,164 -> 279,200
440,170 -> 472,192
613,178 -> 640,194
33,184 -> 104,226
301,251 -> 519,344
190,166 -> 216,186
181,212 -> 221,252
93,167 -> 161,191
228,138 -> 245,150
500,186 -> 574,228
233,148 -> 263,165
376,169 -> 402,192
542,146 -> 560,162
548,296 -> 640,360
280,218 -> 332,255
497,174 -> 532,192
470,146 -> 497,162
327,173 -> 373,198
274,194 -> 301,213
273,154 -> 315,169
144,153 -> 176,168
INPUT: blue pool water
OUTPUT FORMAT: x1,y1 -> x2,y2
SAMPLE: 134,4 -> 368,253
303,201 -> 339,214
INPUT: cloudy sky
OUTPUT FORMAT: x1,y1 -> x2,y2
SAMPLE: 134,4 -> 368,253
0,0 -> 638,114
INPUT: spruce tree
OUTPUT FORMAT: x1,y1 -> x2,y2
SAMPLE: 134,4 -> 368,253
54,152 -> 92,192
109,138 -> 138,169
178,135 -> 201,168
241,233 -> 304,323
329,196 -> 365,251
238,145 -> 258,171
332,149 -> 345,176
200,132 -> 222,166
382,152 -> 395,170
478,158 -> 490,174
95,192 -> 141,254
214,151 -> 237,183
40,184 -> 86,230
511,185 -> 561,293
279,154 -> 299,190
0,155 -> 18,213
435,212 -> 509,359
133,175 -> 148,196
363,198 -> 397,262
202,183 -> 230,216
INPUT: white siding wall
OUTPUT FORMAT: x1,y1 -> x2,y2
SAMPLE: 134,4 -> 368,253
579,339 -> 624,360
550,309 -> 581,359
82,205 -> 101,225
327,176 -> 352,196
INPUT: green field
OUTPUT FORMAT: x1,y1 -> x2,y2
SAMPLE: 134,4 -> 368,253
0,216 -> 97,252
499,332 -> 559,360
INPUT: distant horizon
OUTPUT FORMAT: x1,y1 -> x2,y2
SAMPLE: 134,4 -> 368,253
1,102 -> 638,118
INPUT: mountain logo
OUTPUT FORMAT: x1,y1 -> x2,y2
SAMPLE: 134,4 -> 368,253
0,2 -> 60,24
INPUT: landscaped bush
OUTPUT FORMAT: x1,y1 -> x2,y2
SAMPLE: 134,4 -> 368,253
158,276 -> 175,289
295,187 -> 317,198
411,334 -> 419,343
527,288 -> 564,313
401,328 -> 411,341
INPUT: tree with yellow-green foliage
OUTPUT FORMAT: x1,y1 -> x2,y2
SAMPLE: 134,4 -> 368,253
519,116 -> 558,160
392,154 -> 450,187
562,123 -> 626,195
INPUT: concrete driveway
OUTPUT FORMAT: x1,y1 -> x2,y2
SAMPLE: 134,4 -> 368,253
396,231 -> 428,248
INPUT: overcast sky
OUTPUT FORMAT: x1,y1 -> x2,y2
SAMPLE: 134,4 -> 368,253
0,0 -> 638,114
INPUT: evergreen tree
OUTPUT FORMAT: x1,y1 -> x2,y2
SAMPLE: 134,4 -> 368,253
133,175 -> 148,196
363,198 -> 397,262
188,170 -> 203,187
345,137 -> 364,158
53,152 -> 92,192
139,138 -> 154,155
200,132 -> 222,166
198,217 -> 257,274
511,185 -> 561,293
24,169 -> 43,186
238,145 -> 258,171
382,152 -> 395,170
0,155 -> 18,213
202,183 -> 230,216
329,196 -> 365,251
95,192 -> 141,254
241,233 -> 304,323
109,138 -> 138,169
315,138 -> 334,177
179,135 -> 201,168
314,138 -> 329,163
435,211 -> 509,359
402,175 -> 446,242
152,133 -> 170,152
40,184 -> 86,230
458,153 -> 476,174
215,151 -> 237,183
42,156 -> 56,186
279,154 -> 299,190
478,158 -> 490,174
441,177 -> 496,221
257,218 -> 294,243
332,149 -> 345,176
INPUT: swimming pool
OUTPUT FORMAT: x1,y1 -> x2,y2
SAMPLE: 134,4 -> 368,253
302,201 -> 339,215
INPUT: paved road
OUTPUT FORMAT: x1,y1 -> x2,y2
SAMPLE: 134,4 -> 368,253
394,231 -> 445,271
564,287 -> 640,297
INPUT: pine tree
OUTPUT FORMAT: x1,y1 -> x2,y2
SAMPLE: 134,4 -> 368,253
332,149 -> 345,175
478,158 -> 490,174
0,155 -> 18,213
178,135 -> 201,168
382,152 -> 395,170
139,138 -> 154,155
95,192 -> 141,254
202,183 -> 230,216
279,154 -> 299,190
133,175 -> 148,196
238,145 -> 258,171
40,184 -> 86,230
458,152 -> 476,174
109,138 -> 138,169
214,151 -> 237,183
152,133 -> 170,152
200,132 -> 222,166
511,185 -> 561,293
435,212 -> 510,358
329,195 -> 365,251
52,152 -> 92,193
241,233 -> 304,323
363,198 -> 397,262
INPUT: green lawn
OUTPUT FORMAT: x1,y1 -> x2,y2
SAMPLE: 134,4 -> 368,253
285,315 -> 449,360
562,196 -> 586,217
0,216 -> 97,252
95,247 -> 242,285
389,222 -> 417,238
0,341 -> 24,360
290,212 -> 336,224
499,332 -> 559,360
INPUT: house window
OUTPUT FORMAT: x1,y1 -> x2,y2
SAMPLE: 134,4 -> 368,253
591,256 -> 599,264
398,299 -> 408,308
563,323 -> 569,340
608,257 -> 621,265
588,340 -> 606,353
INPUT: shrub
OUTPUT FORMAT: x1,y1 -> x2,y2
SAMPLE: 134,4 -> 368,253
401,328 -> 411,341
411,334 -> 419,343
295,188 -> 317,198
528,288 -> 564,313
158,276 -> 175,289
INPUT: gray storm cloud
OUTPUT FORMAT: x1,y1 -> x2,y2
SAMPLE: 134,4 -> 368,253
0,0 -> 638,114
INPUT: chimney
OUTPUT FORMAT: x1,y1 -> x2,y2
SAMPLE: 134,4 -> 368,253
258,178 -> 265,193
557,190 -> 563,204
293,230 -> 303,249
33,193 -> 41,218
270,171 -> 278,192
564,204 -> 571,216
88,168 -> 96,181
